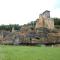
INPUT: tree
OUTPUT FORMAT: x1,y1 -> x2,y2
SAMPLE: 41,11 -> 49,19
54,18 -> 60,25
0,24 -> 21,31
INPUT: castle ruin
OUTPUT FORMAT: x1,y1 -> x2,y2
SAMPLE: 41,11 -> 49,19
35,10 -> 54,30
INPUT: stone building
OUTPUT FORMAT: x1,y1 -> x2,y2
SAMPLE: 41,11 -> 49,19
35,10 -> 54,30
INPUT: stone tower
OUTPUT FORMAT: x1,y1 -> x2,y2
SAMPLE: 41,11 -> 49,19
42,10 -> 50,18
35,10 -> 54,30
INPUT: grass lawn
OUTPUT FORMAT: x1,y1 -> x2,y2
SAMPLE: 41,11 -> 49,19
0,45 -> 60,60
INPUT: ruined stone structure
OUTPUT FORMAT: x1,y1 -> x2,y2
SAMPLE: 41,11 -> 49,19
0,10 -> 60,45
35,10 -> 54,30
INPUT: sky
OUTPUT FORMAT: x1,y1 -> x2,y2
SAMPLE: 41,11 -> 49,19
0,0 -> 60,25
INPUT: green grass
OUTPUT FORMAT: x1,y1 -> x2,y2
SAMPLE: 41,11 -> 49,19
0,45 -> 60,60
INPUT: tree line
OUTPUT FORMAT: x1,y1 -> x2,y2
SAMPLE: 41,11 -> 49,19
54,18 -> 60,25
0,24 -> 21,31
54,18 -> 60,29
0,18 -> 60,31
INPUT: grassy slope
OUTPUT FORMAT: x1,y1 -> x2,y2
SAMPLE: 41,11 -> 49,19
0,45 -> 60,60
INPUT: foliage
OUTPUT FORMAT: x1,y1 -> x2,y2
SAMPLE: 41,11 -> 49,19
27,21 -> 36,28
0,24 -> 21,31
54,18 -> 60,25
0,18 -> 60,31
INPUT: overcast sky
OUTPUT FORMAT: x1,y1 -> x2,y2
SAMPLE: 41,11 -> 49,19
0,0 -> 60,25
